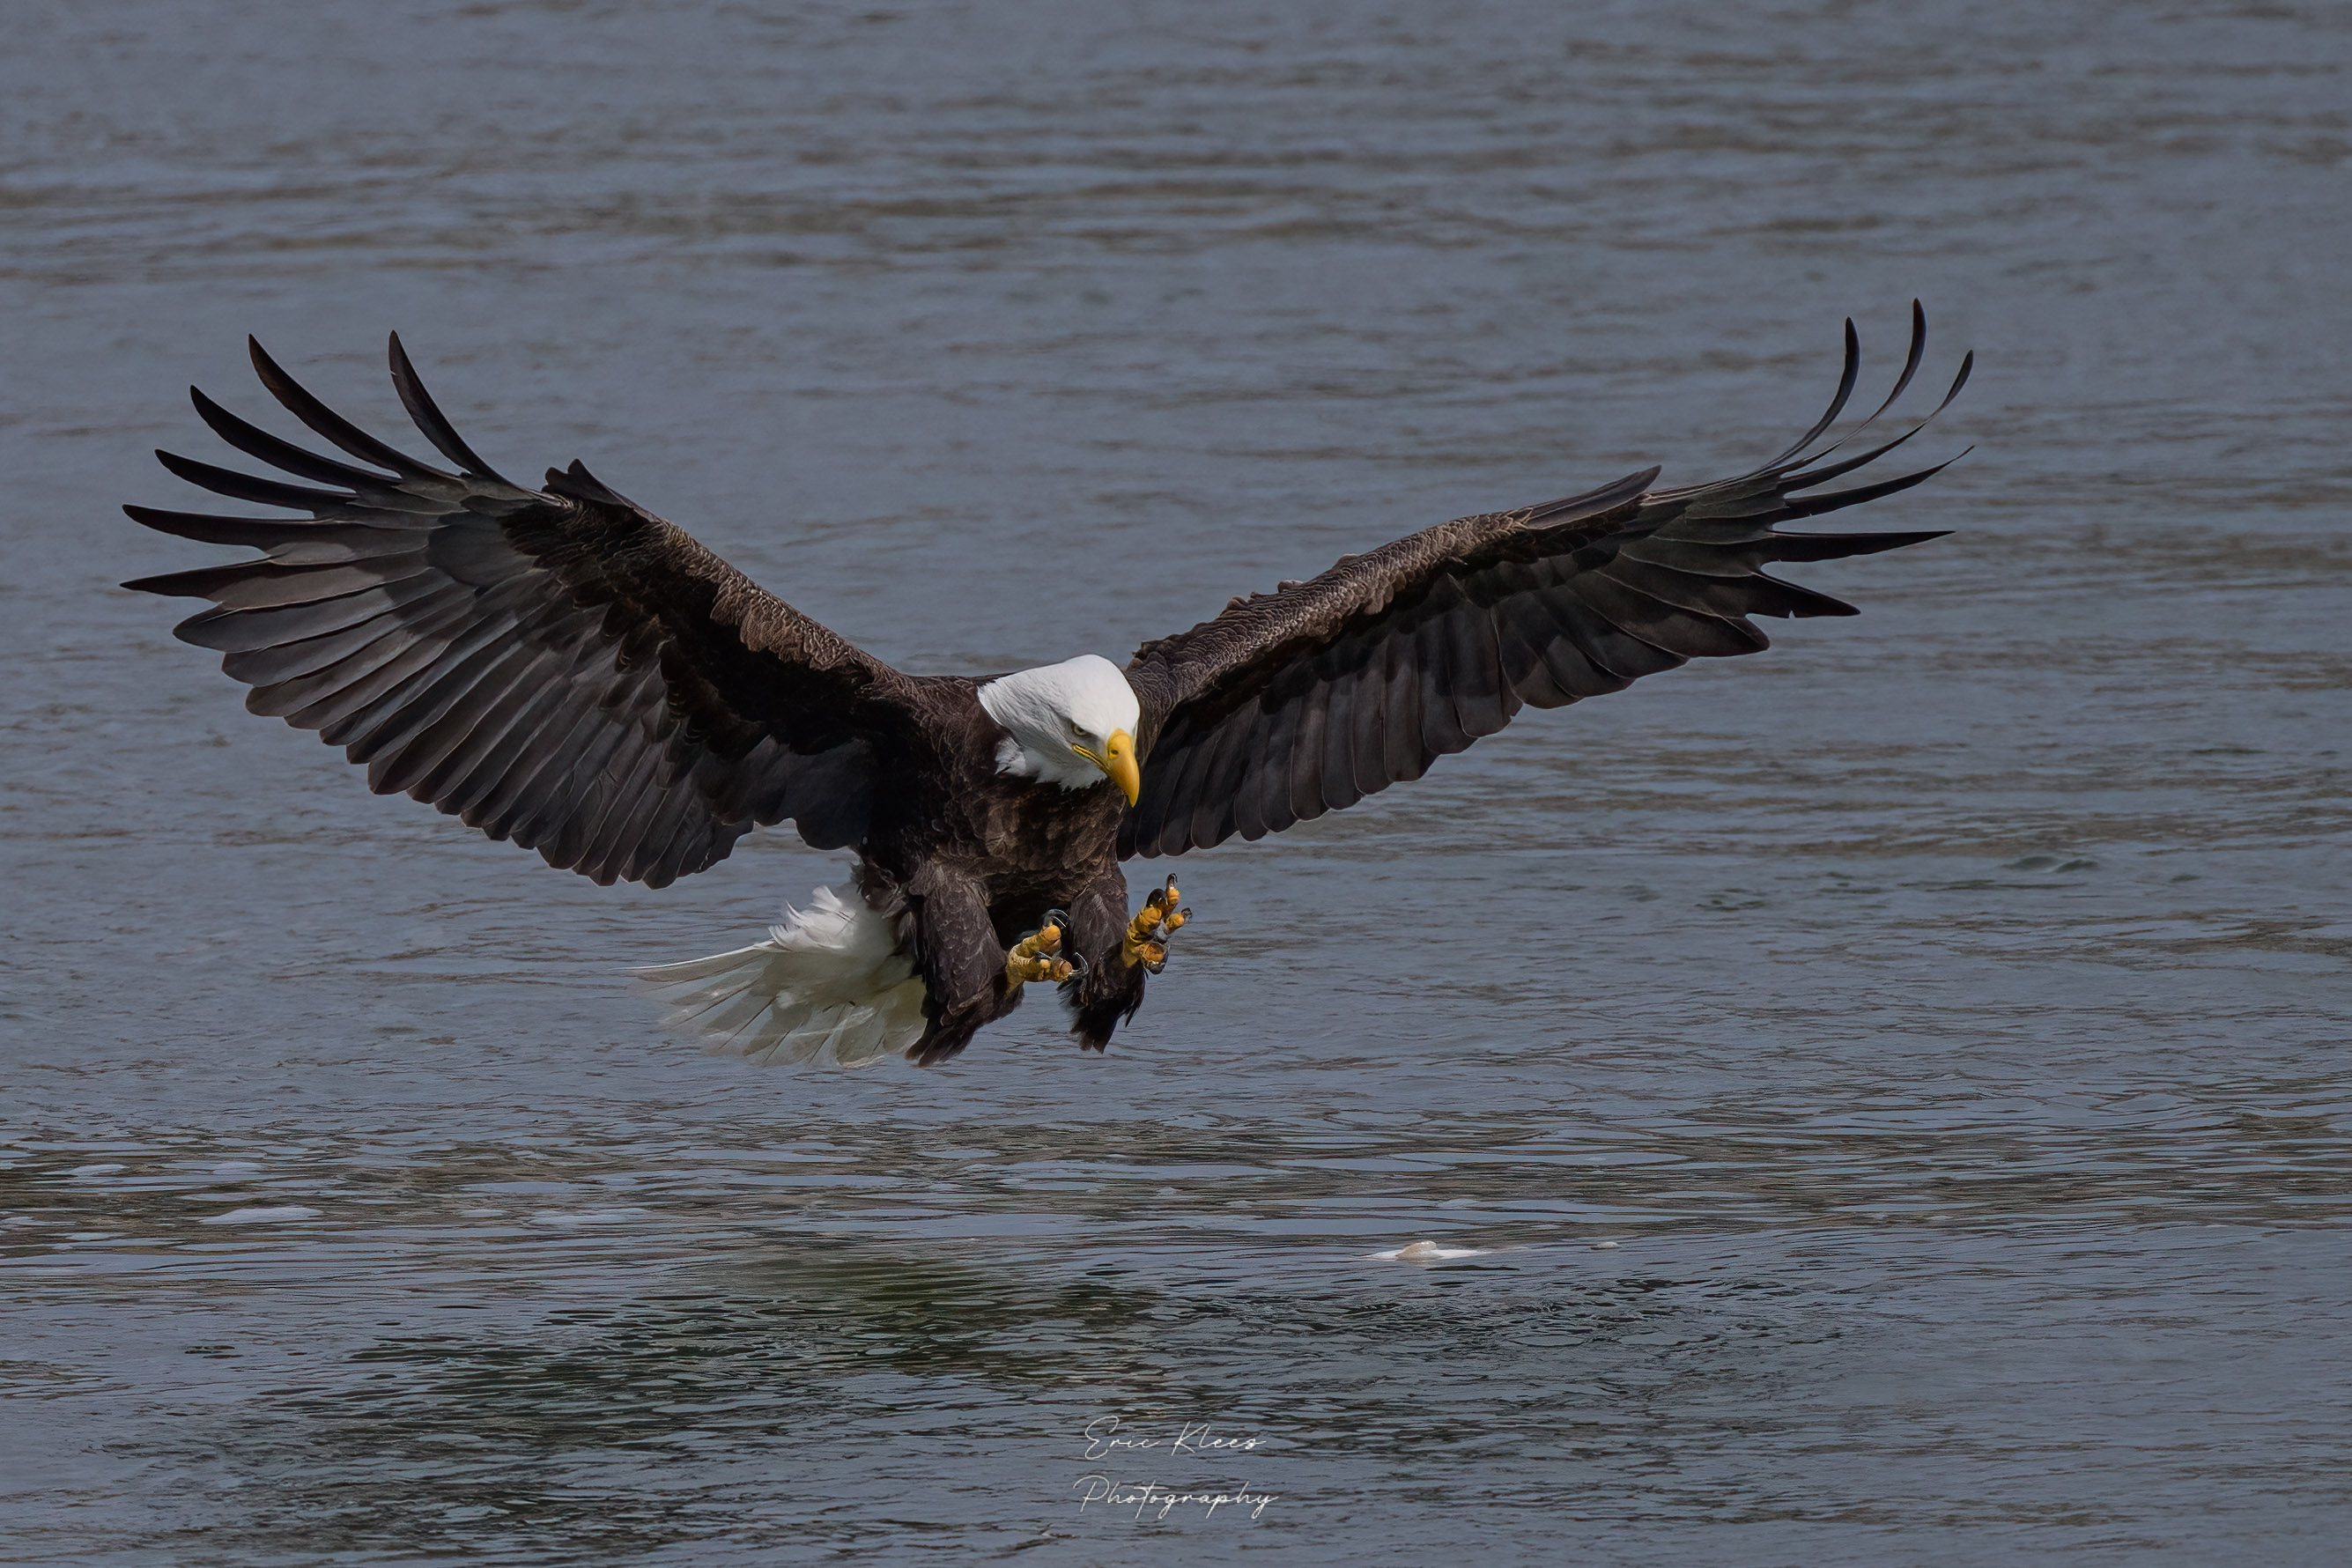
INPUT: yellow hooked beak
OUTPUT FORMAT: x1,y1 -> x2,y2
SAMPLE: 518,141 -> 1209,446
1076,729 -> 1142,806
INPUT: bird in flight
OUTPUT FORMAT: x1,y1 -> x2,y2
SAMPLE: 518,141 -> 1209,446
125,309 -> 1969,1068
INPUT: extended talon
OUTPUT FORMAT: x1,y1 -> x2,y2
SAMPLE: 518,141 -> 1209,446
1121,876 -> 1193,970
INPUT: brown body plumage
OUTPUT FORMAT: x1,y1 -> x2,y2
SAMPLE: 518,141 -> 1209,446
125,309 -> 1968,1063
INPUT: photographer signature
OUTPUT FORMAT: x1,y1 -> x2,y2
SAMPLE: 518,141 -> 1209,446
1083,1415 -> 1263,1460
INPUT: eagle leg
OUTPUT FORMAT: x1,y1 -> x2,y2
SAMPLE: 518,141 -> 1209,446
1121,876 -> 1191,974
1005,909 -> 1078,987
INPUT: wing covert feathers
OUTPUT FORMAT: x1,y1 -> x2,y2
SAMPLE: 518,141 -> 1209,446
1121,307 -> 1968,859
125,338 -> 918,885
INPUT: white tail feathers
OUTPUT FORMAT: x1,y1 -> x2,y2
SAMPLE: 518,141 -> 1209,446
635,883 -> 927,1069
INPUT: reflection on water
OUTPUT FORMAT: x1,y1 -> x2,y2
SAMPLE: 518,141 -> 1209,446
6,0 -> 2352,1563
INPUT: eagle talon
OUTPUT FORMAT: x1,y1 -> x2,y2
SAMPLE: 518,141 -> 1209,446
1121,879 -> 1194,971
1005,913 -> 1072,987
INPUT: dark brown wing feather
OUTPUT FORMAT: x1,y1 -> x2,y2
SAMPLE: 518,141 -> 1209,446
1121,307 -> 1971,859
125,335 -> 922,887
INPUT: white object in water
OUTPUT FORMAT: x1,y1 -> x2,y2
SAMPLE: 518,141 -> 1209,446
636,883 -> 927,1069
1372,1240 -> 1487,1261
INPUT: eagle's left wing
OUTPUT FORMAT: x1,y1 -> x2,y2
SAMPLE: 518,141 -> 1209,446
1120,307 -> 1970,859
123,336 -> 927,887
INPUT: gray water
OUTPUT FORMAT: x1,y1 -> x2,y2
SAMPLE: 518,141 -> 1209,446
4,3 -> 2349,1563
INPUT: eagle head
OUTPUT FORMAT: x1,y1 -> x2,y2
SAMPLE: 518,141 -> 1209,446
977,655 -> 1143,804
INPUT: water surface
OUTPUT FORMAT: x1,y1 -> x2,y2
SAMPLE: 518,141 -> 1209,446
4,3 -> 2349,1563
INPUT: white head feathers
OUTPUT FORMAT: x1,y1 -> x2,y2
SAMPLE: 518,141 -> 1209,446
978,655 -> 1142,792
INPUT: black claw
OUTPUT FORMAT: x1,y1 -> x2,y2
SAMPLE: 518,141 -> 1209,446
1020,908 -> 1071,946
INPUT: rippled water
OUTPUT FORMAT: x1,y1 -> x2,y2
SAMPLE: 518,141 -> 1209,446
5,2 -> 2350,1563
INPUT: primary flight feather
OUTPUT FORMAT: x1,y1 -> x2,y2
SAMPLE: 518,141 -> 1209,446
125,309 -> 1970,1066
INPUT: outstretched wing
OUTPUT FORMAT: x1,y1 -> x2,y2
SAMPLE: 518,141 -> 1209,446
125,336 -> 923,887
1121,305 -> 1971,859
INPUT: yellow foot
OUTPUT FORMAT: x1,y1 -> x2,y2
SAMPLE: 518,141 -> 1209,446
1121,876 -> 1191,973
1005,910 -> 1078,987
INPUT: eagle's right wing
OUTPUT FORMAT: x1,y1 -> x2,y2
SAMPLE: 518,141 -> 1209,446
1121,307 -> 1971,859
125,336 -> 922,887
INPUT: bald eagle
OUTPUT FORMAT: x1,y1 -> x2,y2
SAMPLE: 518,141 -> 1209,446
124,309 -> 1968,1067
